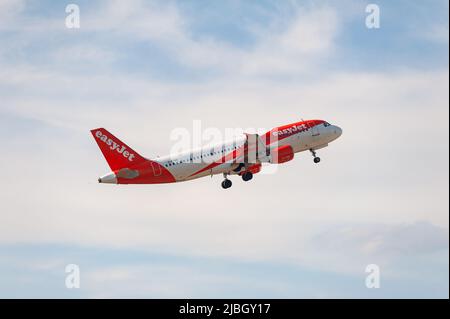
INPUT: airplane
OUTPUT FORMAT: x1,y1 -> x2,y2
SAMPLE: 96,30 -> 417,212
91,119 -> 342,189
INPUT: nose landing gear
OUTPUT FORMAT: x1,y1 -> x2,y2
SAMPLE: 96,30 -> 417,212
310,149 -> 321,164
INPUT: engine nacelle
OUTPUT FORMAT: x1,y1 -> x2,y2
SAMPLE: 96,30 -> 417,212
247,163 -> 262,174
270,145 -> 294,164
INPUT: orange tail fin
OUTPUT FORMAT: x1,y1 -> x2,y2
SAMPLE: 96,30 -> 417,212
90,128 -> 146,171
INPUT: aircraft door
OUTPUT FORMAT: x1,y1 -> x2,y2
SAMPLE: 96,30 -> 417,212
151,161 -> 162,176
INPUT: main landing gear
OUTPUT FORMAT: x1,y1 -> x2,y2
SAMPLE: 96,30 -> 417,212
221,179 -> 232,189
221,173 -> 232,189
310,149 -> 321,164
221,171 -> 254,189
242,171 -> 253,182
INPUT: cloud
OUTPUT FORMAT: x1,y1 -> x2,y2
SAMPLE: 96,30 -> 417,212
421,23 -> 449,44
0,69 -> 448,251
0,226 -> 447,298
0,1 -> 341,76
50,45 -> 117,65
0,0 -> 25,26
307,221 -> 449,272
241,6 -> 339,75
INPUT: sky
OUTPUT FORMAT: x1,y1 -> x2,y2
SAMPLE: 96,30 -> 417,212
0,0 -> 448,298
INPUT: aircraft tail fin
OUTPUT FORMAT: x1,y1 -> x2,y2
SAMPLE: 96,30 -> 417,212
90,128 -> 147,171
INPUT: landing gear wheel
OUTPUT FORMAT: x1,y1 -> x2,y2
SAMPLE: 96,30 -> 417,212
310,149 -> 321,164
221,179 -> 232,189
242,172 -> 253,182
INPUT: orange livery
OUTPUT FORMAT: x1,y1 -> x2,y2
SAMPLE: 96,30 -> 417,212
91,119 -> 342,189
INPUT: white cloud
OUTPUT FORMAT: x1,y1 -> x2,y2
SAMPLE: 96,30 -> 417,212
79,1 -> 340,75
83,264 -> 239,298
225,6 -> 339,75
279,8 -> 338,53
0,69 -> 448,265
421,23 -> 449,44
51,45 -> 117,64
0,0 -> 25,26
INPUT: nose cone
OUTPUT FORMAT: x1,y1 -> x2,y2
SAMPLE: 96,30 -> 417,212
334,126 -> 343,138
98,172 -> 117,184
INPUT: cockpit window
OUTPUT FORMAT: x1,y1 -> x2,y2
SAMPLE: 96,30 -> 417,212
324,122 -> 331,127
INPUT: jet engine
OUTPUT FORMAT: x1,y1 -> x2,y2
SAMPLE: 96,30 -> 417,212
270,145 -> 294,164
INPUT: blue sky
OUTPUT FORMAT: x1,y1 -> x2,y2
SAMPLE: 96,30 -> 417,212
0,0 -> 448,298
2,0 -> 448,76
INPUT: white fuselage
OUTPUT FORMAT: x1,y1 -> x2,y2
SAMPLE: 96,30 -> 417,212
153,121 -> 342,182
